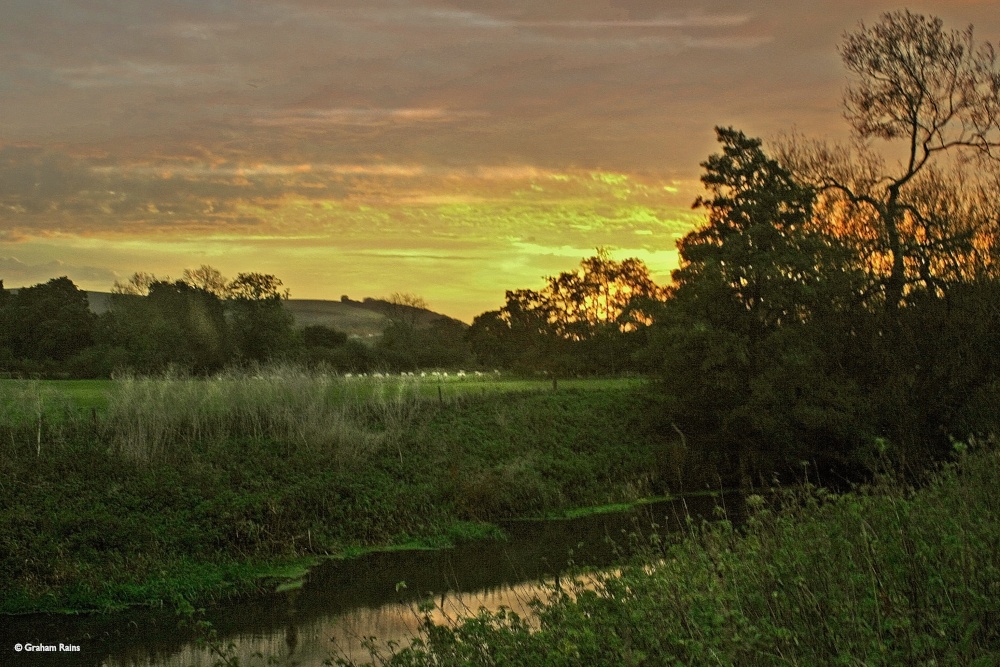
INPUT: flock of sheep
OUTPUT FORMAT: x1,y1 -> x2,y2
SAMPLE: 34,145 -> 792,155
341,370 -> 499,380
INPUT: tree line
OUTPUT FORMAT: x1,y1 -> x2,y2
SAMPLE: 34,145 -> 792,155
0,268 -> 477,377
0,269 -> 295,377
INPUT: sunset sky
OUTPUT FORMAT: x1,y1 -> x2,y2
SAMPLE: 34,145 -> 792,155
3,1 -> 998,321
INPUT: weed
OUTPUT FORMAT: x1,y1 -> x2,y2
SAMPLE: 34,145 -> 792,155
338,444 -> 1000,666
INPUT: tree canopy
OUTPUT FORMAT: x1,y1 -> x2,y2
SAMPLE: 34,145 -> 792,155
468,251 -> 664,374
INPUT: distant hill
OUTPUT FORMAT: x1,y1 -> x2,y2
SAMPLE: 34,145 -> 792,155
84,292 -> 464,338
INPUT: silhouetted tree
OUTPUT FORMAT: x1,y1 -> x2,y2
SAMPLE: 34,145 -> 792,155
0,280 -> 13,368
98,279 -> 229,373
467,309 -> 517,369
226,272 -> 295,362
469,253 -> 663,374
766,11 -> 1000,472
181,265 -> 230,297
111,271 -> 161,296
5,277 -> 96,363
652,129 -> 871,485
783,10 -> 1000,312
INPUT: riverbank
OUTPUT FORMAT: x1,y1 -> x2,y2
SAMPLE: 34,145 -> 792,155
0,378 -> 668,614
345,442 -> 1000,666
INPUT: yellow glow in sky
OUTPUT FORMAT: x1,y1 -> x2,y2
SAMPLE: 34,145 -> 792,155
2,1 -> 998,320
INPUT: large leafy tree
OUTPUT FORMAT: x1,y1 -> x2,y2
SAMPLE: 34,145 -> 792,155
774,11 -> 1000,469
674,128 -> 850,336
3,277 -> 96,362
543,249 -> 664,339
99,279 -> 229,373
655,129 -> 869,485
100,268 -> 293,371
469,252 -> 664,374
226,272 -> 295,362
469,289 -> 562,373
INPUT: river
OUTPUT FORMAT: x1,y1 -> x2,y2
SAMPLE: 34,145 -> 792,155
1,493 -> 740,666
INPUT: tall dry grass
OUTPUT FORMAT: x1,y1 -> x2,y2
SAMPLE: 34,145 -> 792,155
103,364 -> 424,463
0,380 -> 80,459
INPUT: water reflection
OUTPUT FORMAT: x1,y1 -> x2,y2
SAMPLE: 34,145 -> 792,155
1,494 -> 738,667
154,583 -> 556,666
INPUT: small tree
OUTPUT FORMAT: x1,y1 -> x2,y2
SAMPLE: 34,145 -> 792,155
226,272 -> 294,362
111,272 -> 161,296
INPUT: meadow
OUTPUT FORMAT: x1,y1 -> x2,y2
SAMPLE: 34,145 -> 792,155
0,369 -> 663,614
0,372 -> 638,415
7,368 -> 995,665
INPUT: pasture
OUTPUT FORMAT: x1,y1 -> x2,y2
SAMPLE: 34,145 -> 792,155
0,371 -> 642,416
0,378 -> 115,411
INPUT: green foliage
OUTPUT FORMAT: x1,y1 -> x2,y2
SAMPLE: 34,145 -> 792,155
0,372 -> 660,613
97,280 -> 231,374
371,293 -> 473,372
0,276 -> 96,369
341,444 -> 1000,667
651,128 -> 872,484
676,127 -> 853,332
302,325 -> 349,349
88,270 -> 299,373
649,117 -> 1000,486
226,273 -> 296,363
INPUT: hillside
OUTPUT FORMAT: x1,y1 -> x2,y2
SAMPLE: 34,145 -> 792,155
84,292 -> 464,338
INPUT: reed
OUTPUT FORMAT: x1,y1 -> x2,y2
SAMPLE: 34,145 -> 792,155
102,364 -> 424,464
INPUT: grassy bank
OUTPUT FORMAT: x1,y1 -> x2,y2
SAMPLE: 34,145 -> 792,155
343,443 -> 1000,666
0,371 -> 663,614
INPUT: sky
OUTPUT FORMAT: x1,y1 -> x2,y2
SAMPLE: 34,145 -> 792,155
2,1 -> 999,321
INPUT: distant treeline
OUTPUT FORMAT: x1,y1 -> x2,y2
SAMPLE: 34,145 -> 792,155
0,270 -> 473,377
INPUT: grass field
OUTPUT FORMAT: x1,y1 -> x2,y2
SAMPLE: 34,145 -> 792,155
0,373 -> 642,415
0,378 -> 116,411
0,368 -> 663,613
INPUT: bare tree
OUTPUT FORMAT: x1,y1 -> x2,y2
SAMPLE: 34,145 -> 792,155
181,265 -> 230,297
111,272 -> 161,296
227,273 -> 289,301
782,10 -> 1000,310
385,292 -> 428,329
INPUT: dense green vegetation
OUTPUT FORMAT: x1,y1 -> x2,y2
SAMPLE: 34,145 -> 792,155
340,442 -> 1000,667
0,373 -> 664,613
